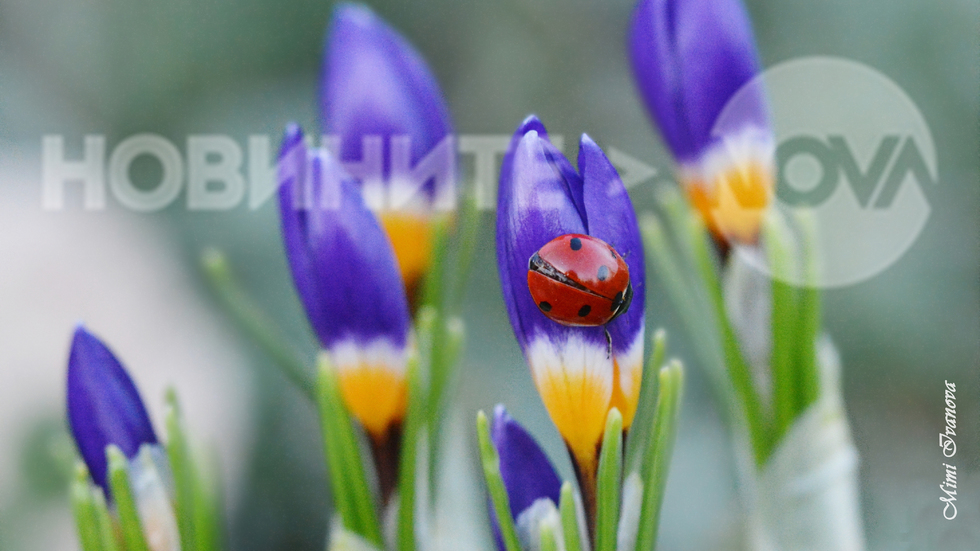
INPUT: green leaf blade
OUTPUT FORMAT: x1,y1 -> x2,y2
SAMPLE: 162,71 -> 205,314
595,409 -> 623,551
106,445 -> 150,551
559,482 -> 584,551
634,362 -> 684,551
316,355 -> 383,547
70,465 -> 103,551
476,411 -> 522,551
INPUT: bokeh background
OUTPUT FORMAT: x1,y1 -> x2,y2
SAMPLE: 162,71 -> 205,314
1,0 -> 977,549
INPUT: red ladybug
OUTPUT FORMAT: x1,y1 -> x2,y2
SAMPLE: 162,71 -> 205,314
527,234 -> 633,327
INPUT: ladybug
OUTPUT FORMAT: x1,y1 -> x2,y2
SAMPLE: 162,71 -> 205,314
527,233 -> 633,327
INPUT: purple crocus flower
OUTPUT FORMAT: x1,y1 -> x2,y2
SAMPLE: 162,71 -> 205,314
67,325 -> 158,492
629,0 -> 774,244
277,123 -> 411,447
490,405 -> 563,551
321,3 -> 455,306
67,327 -> 185,547
496,116 -> 645,495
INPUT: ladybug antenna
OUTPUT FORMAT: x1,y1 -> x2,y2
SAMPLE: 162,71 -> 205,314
603,328 -> 612,359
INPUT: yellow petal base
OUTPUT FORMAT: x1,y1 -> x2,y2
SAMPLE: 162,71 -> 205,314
535,367 -> 610,474
379,211 -> 435,303
610,356 -> 643,432
684,159 -> 773,245
337,366 -> 408,439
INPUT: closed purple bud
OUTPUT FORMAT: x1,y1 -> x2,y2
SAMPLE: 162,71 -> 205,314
66,326 -> 157,492
277,124 -> 411,441
629,0 -> 774,244
489,405 -> 562,551
320,4 -> 456,305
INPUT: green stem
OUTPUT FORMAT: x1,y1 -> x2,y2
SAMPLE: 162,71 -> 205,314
106,446 -> 150,551
70,466 -> 102,551
200,249 -> 315,402
192,450 -> 224,551
640,215 -> 726,378
165,389 -> 197,551
315,356 -> 383,546
763,215 -> 801,444
397,355 -> 425,551
624,329 -> 667,473
634,362 -> 684,551
559,482 -> 584,551
795,213 -> 822,412
92,488 -> 121,551
476,411 -> 522,551
687,217 -> 771,465
595,409 -> 623,551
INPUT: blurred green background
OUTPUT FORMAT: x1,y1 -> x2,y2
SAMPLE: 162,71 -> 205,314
0,0 -> 977,549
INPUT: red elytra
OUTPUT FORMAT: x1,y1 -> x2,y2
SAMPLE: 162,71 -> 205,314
527,233 -> 633,327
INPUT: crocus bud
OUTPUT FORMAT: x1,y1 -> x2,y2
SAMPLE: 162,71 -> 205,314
67,326 -> 158,492
496,115 -> 645,516
278,124 -> 412,501
66,327 -> 181,551
629,0 -> 774,245
322,4 -> 456,306
490,406 -> 563,551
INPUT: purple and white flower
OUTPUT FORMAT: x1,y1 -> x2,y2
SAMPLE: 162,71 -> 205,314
629,0 -> 774,244
321,4 -> 456,305
277,123 -> 412,445
496,116 -> 645,483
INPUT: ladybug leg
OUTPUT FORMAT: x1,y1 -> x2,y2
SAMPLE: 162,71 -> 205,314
604,327 -> 612,359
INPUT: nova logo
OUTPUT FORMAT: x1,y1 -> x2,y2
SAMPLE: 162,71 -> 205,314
719,56 -> 937,288
777,134 -> 936,209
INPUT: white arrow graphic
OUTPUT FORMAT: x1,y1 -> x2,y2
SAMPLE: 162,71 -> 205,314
606,147 -> 659,189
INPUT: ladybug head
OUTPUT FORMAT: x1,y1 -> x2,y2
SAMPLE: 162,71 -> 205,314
608,280 -> 633,323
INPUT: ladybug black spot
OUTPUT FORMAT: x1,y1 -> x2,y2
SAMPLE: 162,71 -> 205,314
570,237 -> 582,251
578,305 -> 591,317
539,301 -> 553,312
597,265 -> 610,281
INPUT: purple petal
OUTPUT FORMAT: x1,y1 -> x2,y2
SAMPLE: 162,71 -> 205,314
66,326 -> 157,492
497,120 -> 606,352
629,0 -> 768,163
277,124 -> 316,322
578,135 -> 646,354
489,405 -> 562,551
322,3 -> 453,197
277,125 -> 410,349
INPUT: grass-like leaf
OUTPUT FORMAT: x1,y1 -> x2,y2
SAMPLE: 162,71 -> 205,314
397,353 -> 425,551
763,213 -> 801,443
316,355 -> 383,546
91,487 -> 121,551
634,361 -> 684,551
595,409 -> 623,551
71,465 -> 102,551
106,445 -> 150,551
539,519 -> 560,551
476,410 -> 522,551
165,389 -> 198,551
685,215 -> 772,464
794,212 -> 821,412
625,329 -> 667,474
192,450 -> 225,551
201,248 -> 316,402
559,482 -> 584,551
